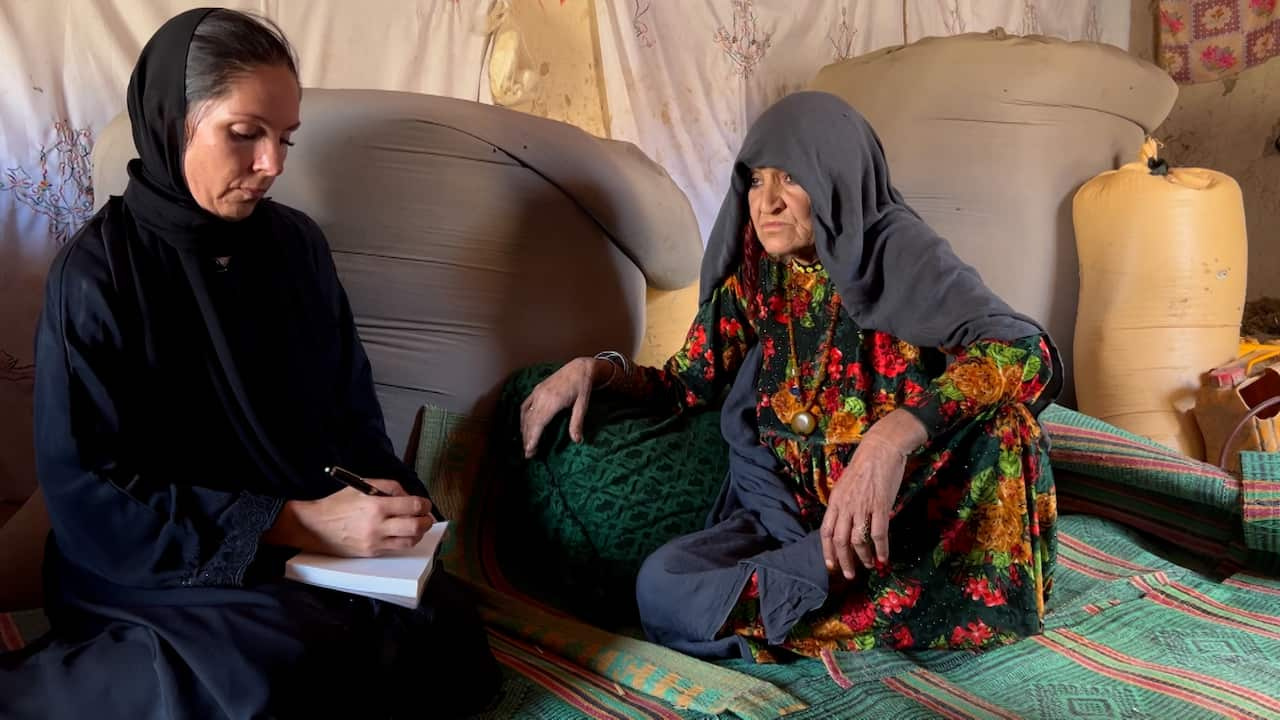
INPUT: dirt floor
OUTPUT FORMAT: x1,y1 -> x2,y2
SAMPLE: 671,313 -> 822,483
1243,297 -> 1280,342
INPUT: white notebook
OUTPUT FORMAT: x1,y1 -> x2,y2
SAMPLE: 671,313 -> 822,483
284,521 -> 449,609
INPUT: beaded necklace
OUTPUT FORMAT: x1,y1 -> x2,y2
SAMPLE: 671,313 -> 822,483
770,259 -> 841,435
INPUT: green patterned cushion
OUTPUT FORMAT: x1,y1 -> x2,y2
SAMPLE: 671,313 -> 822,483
491,364 -> 729,627
1040,404 -> 1280,573
1240,451 -> 1280,571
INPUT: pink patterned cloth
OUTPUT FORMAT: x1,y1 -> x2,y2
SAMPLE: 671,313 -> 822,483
1159,0 -> 1279,83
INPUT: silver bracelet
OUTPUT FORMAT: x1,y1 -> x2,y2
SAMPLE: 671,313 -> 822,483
593,350 -> 632,390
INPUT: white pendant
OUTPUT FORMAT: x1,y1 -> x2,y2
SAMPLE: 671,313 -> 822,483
791,410 -> 816,435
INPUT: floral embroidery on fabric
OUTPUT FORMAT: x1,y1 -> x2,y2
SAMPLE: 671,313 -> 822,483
632,0 -> 655,48
828,7 -> 856,60
1158,0 -> 1278,83
942,1 -> 967,34
1083,0 -> 1103,42
0,121 -> 94,244
714,0 -> 772,78
1021,0 -> 1041,35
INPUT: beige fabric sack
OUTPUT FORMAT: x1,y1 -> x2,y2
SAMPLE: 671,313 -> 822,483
1074,139 -> 1248,458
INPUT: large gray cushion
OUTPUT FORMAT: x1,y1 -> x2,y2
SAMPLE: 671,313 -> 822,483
92,89 -> 701,457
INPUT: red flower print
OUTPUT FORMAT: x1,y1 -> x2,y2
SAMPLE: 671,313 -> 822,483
902,581 -> 922,608
878,590 -> 909,615
704,348 -> 715,365
763,337 -> 777,360
1011,540 -> 1031,565
1021,376 -> 1045,403
999,427 -> 1019,449
930,449 -> 953,471
826,347 -> 844,380
827,454 -> 845,481
964,577 -> 1006,607
759,392 -> 771,407
719,317 -> 743,339
950,620 -> 994,647
1159,9 -> 1185,34
902,378 -> 927,407
766,294 -> 788,323
684,390 -> 698,408
1200,45 -> 1238,71
846,362 -> 869,391
1252,0 -> 1276,14
688,325 -> 707,358
870,333 -> 908,377
887,625 -> 914,649
799,360 -> 815,381
967,620 -> 994,645
841,600 -> 877,632
940,399 -> 961,420
703,363 -> 715,381
821,386 -> 843,414
872,388 -> 897,419
789,287 -> 812,320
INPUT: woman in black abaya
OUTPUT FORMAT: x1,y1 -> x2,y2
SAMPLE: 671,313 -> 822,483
0,9 -> 498,719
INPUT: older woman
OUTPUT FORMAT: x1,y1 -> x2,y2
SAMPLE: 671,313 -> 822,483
519,91 -> 1060,661
0,9 -> 496,718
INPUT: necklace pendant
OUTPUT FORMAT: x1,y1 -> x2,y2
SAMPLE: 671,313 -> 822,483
790,410 -> 816,436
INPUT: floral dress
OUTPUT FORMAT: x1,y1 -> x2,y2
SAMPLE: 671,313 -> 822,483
628,256 -> 1057,661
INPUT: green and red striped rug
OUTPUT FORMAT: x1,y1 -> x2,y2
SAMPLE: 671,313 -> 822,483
5,403 -> 1279,719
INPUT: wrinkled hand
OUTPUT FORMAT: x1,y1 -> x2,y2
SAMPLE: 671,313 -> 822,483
820,409 -> 927,579
273,479 -> 434,557
520,357 -> 614,458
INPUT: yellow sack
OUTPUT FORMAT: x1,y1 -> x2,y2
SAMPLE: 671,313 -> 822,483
1072,138 -> 1247,459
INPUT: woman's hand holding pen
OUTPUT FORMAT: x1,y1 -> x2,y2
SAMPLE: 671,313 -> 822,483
265,479 -> 434,557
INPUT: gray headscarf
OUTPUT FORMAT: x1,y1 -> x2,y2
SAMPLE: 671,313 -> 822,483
700,91 -> 1055,357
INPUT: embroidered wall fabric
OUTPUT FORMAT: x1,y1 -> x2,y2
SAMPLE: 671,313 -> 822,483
1157,0 -> 1279,83
594,0 -> 1131,242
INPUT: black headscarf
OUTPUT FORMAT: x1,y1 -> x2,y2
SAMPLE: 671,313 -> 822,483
700,91 -> 1050,352
118,7 -> 305,491
122,7 -> 261,257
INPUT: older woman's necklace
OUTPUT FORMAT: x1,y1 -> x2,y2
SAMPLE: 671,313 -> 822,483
772,260 -> 841,436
